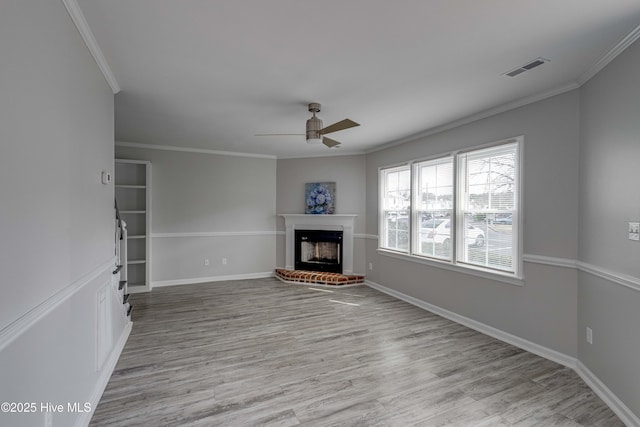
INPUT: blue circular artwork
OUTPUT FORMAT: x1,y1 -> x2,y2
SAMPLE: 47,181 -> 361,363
305,182 -> 335,214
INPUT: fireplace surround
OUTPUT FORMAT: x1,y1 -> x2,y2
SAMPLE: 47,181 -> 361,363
279,214 -> 356,275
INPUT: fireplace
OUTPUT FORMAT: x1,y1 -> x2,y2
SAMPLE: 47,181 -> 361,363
279,214 -> 356,274
295,230 -> 343,273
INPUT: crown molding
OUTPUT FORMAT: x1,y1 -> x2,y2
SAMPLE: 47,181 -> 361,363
115,141 -> 277,159
577,23 -> 640,86
277,150 -> 366,160
62,0 -> 120,94
115,140 -> 365,160
63,2 -> 639,158
367,82 -> 579,154
368,23 -> 640,155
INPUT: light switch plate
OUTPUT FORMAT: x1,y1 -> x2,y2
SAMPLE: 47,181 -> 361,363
101,171 -> 112,185
629,222 -> 639,241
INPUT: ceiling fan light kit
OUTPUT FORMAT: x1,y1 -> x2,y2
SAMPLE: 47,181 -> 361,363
257,102 -> 359,149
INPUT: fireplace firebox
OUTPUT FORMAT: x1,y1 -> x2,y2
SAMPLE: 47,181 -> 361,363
294,229 -> 343,273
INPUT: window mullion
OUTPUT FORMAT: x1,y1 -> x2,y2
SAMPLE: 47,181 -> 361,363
454,154 -> 464,265
412,162 -> 419,256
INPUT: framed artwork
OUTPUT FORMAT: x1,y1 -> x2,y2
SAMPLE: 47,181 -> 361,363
305,182 -> 336,214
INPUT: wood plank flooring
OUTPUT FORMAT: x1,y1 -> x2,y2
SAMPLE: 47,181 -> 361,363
89,278 -> 623,426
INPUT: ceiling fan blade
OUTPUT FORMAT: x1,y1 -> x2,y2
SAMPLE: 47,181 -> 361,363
322,136 -> 342,148
319,119 -> 360,135
254,133 -> 305,136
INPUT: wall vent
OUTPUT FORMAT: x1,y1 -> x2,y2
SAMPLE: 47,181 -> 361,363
503,57 -> 549,77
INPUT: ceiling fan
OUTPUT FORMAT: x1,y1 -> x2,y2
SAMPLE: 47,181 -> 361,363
255,103 -> 359,149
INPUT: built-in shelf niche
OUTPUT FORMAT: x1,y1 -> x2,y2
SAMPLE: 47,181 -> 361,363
115,159 -> 151,293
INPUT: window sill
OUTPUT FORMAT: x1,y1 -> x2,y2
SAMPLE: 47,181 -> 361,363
376,248 -> 524,287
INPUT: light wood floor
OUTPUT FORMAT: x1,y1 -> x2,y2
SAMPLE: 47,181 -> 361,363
90,278 -> 623,426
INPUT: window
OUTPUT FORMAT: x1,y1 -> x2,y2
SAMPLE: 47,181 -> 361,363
413,157 -> 454,259
378,138 -> 521,278
458,143 -> 518,272
380,165 -> 411,252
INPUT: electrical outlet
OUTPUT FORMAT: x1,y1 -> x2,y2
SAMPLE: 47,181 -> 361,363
44,412 -> 53,427
368,262 -> 373,271
204,259 -> 209,266
586,327 -> 593,344
222,258 -> 227,265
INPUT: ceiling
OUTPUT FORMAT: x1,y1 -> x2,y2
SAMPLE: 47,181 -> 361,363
77,0 -> 640,159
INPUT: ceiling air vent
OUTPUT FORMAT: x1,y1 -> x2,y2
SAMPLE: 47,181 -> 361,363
503,57 -> 549,77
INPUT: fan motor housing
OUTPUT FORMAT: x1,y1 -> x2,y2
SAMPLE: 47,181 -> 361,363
307,102 -> 322,142
306,115 -> 323,142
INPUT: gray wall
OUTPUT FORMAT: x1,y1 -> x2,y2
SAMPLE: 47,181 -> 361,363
363,40 -> 640,419
276,155 -> 367,274
0,1 -> 125,426
365,91 -> 581,356
0,1 -> 116,330
115,146 -> 277,283
578,38 -> 640,417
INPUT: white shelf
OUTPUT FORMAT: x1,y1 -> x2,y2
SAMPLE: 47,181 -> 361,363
128,259 -> 146,265
115,184 -> 146,189
128,235 -> 146,239
121,210 -> 146,214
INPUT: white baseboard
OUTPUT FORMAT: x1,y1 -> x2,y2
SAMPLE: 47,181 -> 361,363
365,280 -> 639,426
575,361 -> 640,427
365,280 -> 576,368
152,271 -> 275,288
78,321 -> 132,427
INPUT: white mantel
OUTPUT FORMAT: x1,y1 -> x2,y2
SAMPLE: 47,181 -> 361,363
279,214 -> 357,274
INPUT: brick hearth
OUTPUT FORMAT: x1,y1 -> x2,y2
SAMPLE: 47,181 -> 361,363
275,269 -> 365,286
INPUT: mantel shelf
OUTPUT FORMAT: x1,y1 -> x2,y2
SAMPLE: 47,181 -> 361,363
278,214 -> 358,218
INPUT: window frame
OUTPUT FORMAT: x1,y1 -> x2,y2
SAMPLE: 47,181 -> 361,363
377,137 -> 523,285
412,156 -> 455,260
456,142 -> 521,275
378,163 -> 411,253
